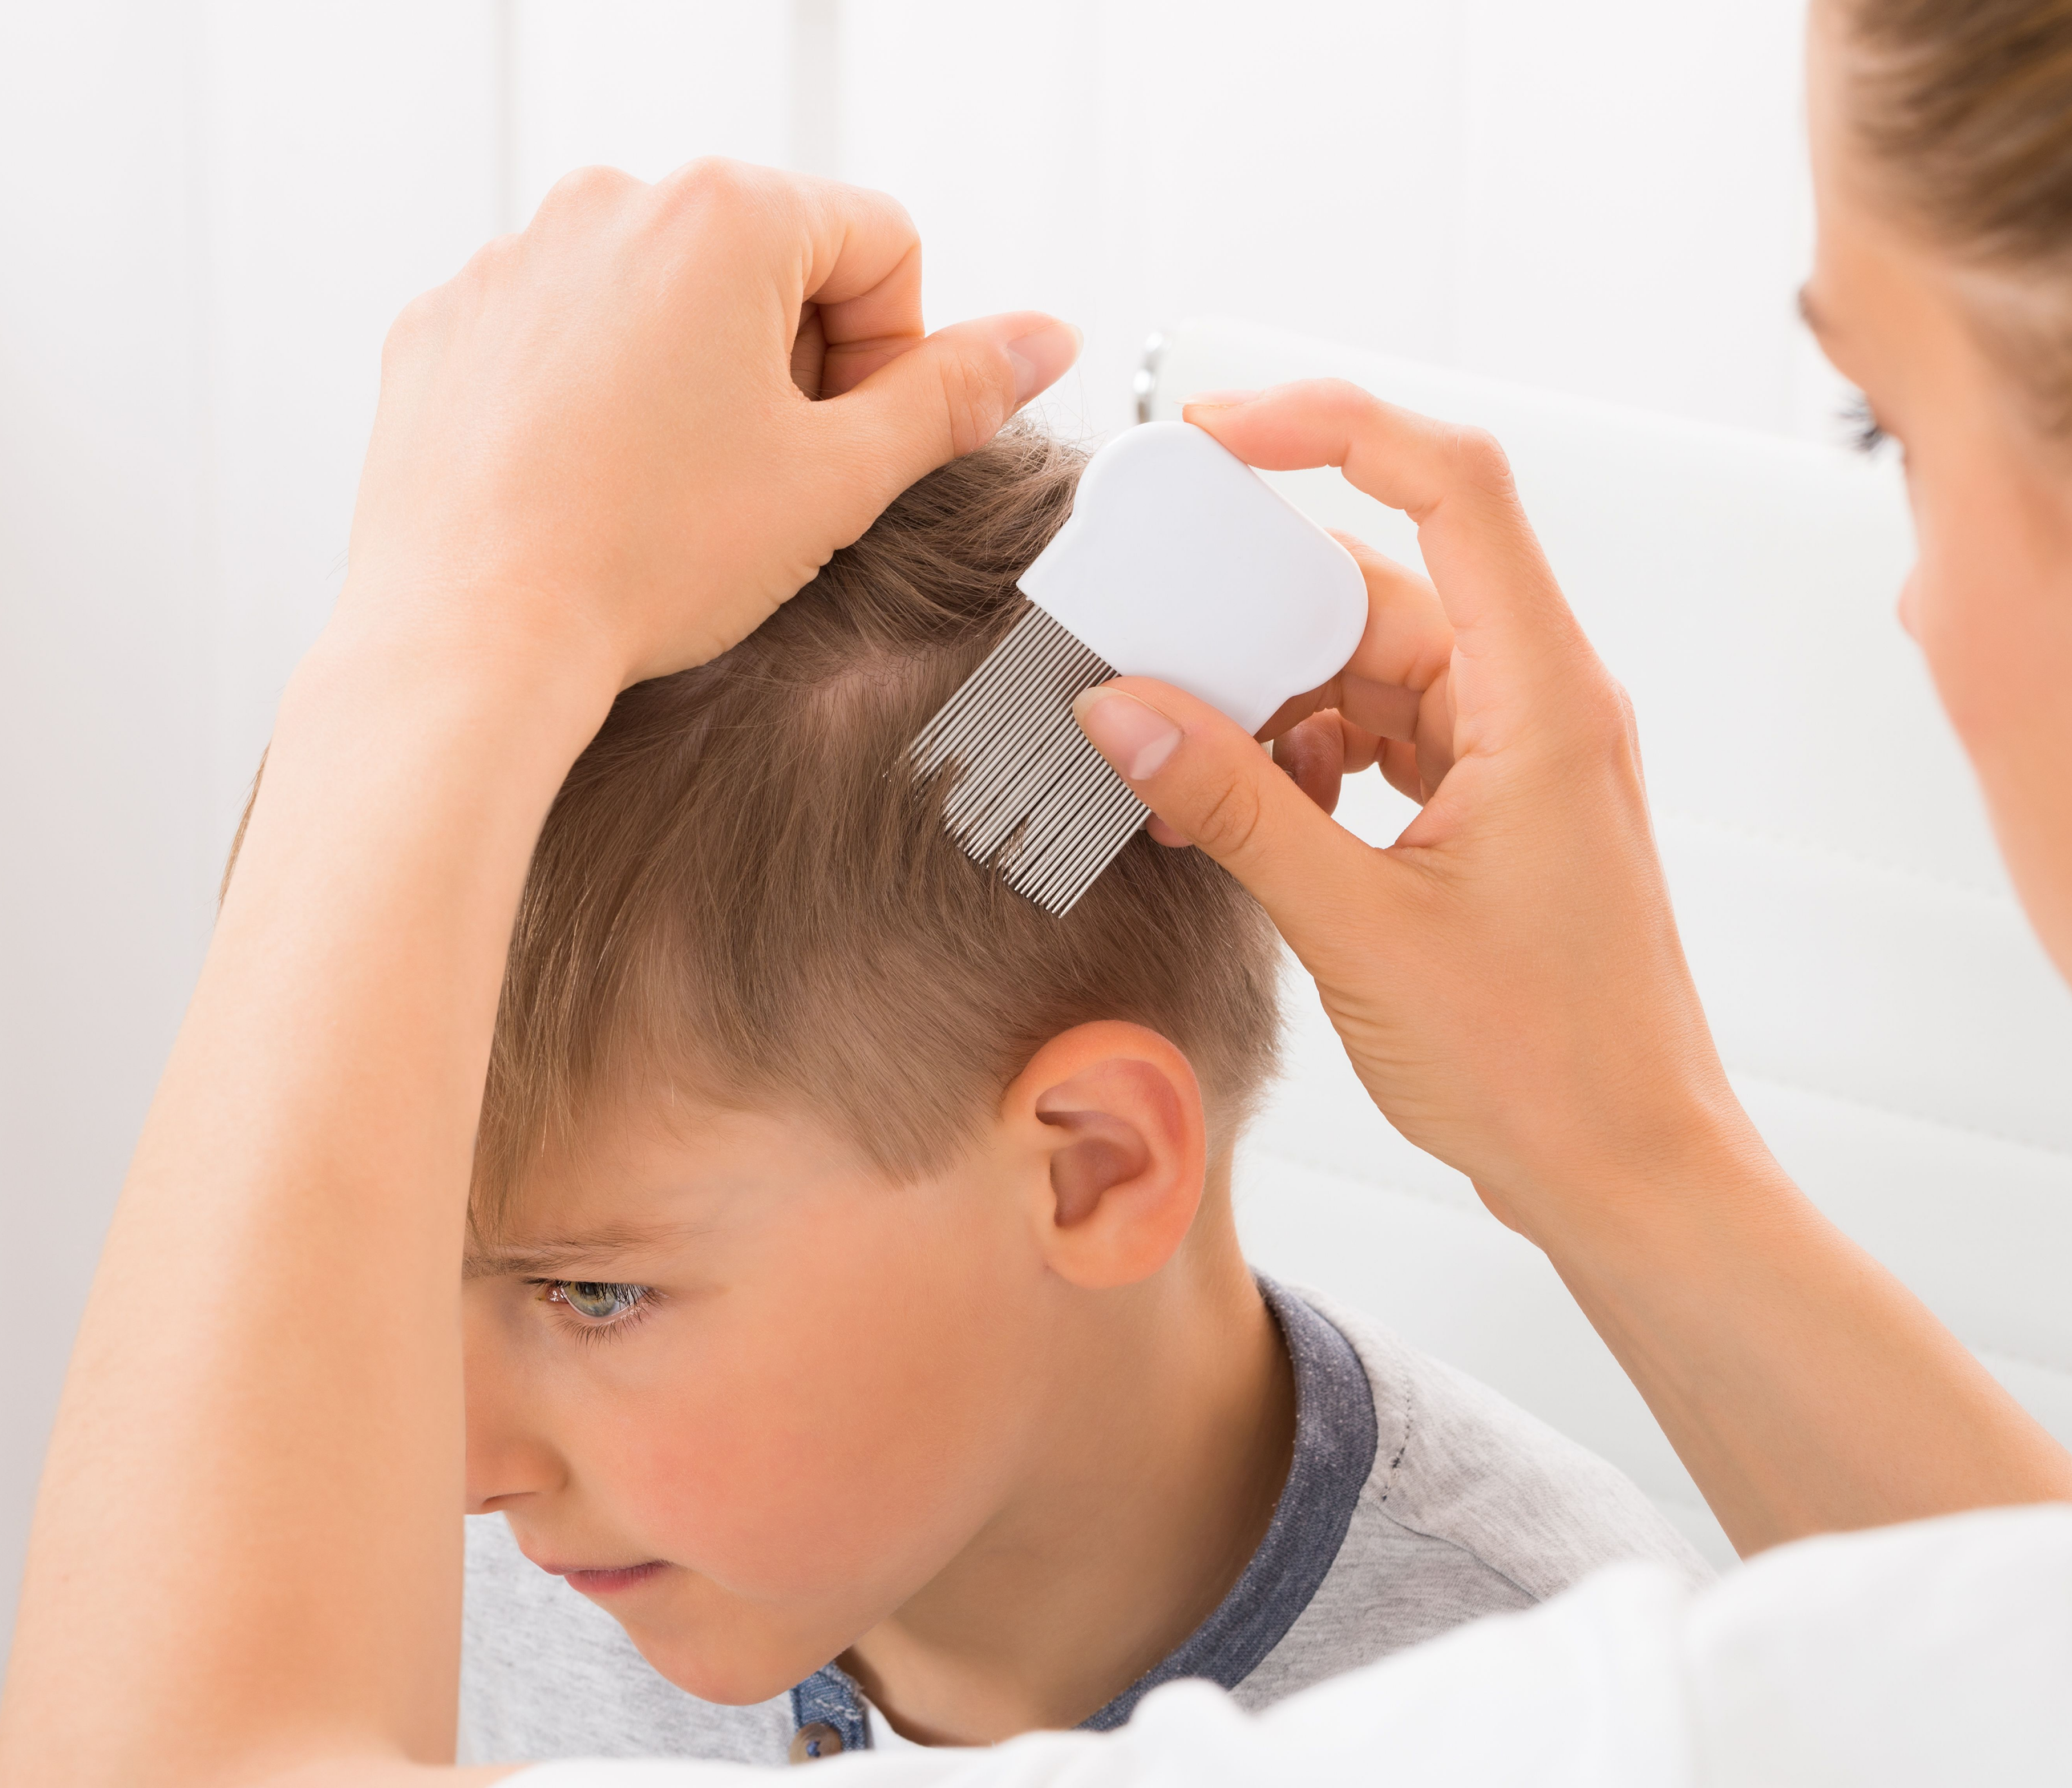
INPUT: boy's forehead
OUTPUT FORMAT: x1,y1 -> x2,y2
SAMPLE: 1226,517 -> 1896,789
467,1093 -> 900,1272
463,1215 -> 699,1279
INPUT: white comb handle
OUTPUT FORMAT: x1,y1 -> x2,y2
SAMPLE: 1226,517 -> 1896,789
1016,422 -> 1367,735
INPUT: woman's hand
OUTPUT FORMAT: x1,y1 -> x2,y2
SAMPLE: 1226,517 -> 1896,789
1078,379 -> 1748,1241
341,157 -> 1079,693
1075,379 -> 2072,1552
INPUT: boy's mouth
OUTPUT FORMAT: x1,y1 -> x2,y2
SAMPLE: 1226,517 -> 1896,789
539,1559 -> 668,1595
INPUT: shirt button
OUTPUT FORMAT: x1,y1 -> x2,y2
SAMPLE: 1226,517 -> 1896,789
789,1721 -> 845,1763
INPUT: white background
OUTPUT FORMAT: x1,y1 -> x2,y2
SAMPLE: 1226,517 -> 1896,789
2,0 -> 1843,1664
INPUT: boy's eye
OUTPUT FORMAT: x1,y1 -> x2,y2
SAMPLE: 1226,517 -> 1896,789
547,1281 -> 649,1322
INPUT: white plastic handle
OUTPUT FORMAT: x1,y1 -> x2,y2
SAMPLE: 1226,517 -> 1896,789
1017,422 -> 1368,735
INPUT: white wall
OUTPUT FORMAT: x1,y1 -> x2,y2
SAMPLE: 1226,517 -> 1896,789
2,0 -> 215,1685
0,0 -> 511,1674
846,0 -> 1839,444
1,0 -> 1837,1667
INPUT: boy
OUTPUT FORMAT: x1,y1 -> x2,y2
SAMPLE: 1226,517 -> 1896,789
457,424 -> 1706,1765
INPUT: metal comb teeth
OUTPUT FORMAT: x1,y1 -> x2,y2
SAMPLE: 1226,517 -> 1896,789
909,600 -> 1149,917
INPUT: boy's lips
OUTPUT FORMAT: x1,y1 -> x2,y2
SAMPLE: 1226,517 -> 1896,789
537,1559 -> 669,1595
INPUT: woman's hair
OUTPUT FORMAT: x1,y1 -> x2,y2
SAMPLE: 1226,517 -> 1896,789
1843,1 -> 2072,421
1846,0 -> 2072,270
469,424 -> 1282,1218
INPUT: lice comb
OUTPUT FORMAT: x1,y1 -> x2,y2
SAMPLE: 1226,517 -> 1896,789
910,420 -> 1367,915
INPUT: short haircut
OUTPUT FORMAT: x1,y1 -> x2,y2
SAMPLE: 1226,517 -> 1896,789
474,424 -> 1283,1216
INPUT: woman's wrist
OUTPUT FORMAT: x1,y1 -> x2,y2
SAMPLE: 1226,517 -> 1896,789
295,575 -> 627,756
1526,1110 -> 1804,1315
1498,1093 -> 2071,1553
222,583 -> 627,969
1472,1061 -> 1784,1254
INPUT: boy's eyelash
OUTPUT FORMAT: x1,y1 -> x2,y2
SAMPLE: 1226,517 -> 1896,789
1843,393 -> 1889,455
533,1280 -> 660,1345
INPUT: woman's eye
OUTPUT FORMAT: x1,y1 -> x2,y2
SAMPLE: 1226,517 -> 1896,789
1843,392 -> 1889,456
547,1281 -> 648,1322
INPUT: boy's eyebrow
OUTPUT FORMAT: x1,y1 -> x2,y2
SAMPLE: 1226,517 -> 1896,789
463,1222 -> 698,1279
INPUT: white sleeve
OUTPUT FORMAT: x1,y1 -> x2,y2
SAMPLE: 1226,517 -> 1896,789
507,1504 -> 2072,1788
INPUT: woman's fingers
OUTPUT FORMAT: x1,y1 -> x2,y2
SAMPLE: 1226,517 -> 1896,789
1148,708 -> 1377,843
660,161 -> 929,383
1272,711 -> 1349,817
1378,737 -> 1426,802
1074,680 -> 1388,962
689,160 -> 1082,566
1247,532 -> 1458,800
349,158 -> 1080,691
791,175 -> 963,393
1336,534 -> 1454,700
821,311 -> 1080,524
791,301 -> 831,396
751,165 -> 1079,419
1185,381 -> 1591,733
1256,540 -> 1449,738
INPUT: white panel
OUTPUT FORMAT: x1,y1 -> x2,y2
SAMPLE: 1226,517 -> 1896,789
1251,962 -> 2072,1375
1738,1076 -> 2072,1370
1455,0 -> 1815,433
201,0 -> 502,847
1666,819 -> 2072,1156
509,0 -> 793,223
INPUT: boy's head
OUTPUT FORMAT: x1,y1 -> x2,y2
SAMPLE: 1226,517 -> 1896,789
462,424 -> 1284,1702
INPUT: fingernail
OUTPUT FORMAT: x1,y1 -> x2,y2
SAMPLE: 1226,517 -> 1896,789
1006,321 -> 1082,408
1074,687 -> 1181,781
1181,389 -> 1260,409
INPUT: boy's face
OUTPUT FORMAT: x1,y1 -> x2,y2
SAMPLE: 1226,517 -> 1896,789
461,1027 -> 1208,1704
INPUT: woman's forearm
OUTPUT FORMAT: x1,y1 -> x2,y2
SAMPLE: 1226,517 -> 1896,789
1539,1123 -> 2072,1555
0,623 -> 613,1786
0,162 -> 1071,1788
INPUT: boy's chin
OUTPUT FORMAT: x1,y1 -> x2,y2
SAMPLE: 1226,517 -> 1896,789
618,1597 -> 873,1707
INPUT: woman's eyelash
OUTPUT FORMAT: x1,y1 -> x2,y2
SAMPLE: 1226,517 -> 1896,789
534,1280 -> 658,1343
1843,393 -> 1889,455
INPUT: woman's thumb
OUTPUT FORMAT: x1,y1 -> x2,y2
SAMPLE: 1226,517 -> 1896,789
826,312 -> 1081,512
1074,679 -> 1383,949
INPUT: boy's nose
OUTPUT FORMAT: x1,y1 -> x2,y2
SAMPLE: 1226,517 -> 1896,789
462,1295 -> 569,1513
465,1433 -> 567,1515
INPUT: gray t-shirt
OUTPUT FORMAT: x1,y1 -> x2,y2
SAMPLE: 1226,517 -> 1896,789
459,1282 -> 1708,1765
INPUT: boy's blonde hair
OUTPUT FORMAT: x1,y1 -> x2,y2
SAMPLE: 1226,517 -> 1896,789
470,425 -> 1284,1213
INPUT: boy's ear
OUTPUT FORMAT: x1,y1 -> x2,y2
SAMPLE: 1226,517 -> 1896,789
1002,1021 -> 1209,1289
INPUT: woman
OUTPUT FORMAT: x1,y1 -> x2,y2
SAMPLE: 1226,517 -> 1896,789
2,2 -> 2069,1783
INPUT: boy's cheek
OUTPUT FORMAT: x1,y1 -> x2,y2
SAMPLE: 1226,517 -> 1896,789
573,1327 -> 1037,1704
597,1232 -> 1047,1603
609,1304 -> 1035,1597
523,1165 -> 1052,1689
